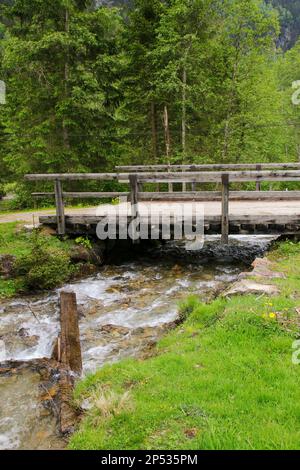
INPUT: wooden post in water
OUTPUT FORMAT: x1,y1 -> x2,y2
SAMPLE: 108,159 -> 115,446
59,291 -> 82,375
56,291 -> 82,435
256,164 -> 262,192
54,180 -> 66,236
221,173 -> 229,244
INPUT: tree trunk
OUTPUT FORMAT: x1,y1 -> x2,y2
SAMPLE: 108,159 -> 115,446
182,66 -> 187,191
63,7 -> 70,151
163,105 -> 172,192
221,52 -> 239,162
182,67 -> 187,158
151,102 -> 158,162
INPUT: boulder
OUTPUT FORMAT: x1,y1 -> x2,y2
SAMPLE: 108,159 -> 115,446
98,324 -> 130,337
251,257 -> 285,278
69,245 -> 90,263
239,257 -> 285,280
69,243 -> 105,266
23,224 -> 42,233
223,279 -> 279,297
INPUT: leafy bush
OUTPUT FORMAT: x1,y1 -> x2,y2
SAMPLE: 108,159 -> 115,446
75,236 -> 92,250
14,230 -> 73,290
6,183 -> 34,210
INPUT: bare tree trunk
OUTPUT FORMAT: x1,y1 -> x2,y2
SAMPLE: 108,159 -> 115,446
182,66 -> 187,191
151,102 -> 158,162
63,7 -> 70,151
182,67 -> 187,158
221,53 -> 239,162
151,102 -> 160,191
163,105 -> 172,192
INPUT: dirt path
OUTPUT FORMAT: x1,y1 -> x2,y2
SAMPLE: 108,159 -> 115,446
0,207 -> 98,224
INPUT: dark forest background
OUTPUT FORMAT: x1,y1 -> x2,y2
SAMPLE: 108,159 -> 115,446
1,0 -> 300,205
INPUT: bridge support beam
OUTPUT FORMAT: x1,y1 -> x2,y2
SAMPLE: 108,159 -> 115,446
221,174 -> 229,244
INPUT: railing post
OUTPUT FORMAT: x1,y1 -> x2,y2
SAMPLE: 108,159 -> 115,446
54,179 -> 65,236
256,164 -> 262,191
129,174 -> 139,218
221,173 -> 229,244
182,168 -> 186,192
168,165 -> 173,193
129,174 -> 139,244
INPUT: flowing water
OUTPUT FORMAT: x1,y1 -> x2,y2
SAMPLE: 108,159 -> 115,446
0,235 -> 276,450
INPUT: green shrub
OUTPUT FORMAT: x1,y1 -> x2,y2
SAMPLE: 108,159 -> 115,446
14,231 -> 73,290
75,236 -> 92,250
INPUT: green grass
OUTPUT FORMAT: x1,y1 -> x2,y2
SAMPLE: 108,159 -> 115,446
0,222 -> 73,257
0,222 -> 74,298
69,241 -> 300,450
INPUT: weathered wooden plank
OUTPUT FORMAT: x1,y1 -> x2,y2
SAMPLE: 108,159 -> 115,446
116,163 -> 300,172
39,214 -> 300,226
134,170 -> 300,183
221,174 -> 229,244
139,191 -> 300,201
26,173 -> 122,181
32,190 -> 300,201
26,169 -> 300,184
32,192 -> 130,199
54,180 -> 65,236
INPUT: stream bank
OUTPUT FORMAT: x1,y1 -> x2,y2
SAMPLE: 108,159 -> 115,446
0,235 -> 277,449
69,238 -> 300,451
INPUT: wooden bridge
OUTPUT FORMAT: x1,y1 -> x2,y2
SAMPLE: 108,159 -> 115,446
25,162 -> 300,244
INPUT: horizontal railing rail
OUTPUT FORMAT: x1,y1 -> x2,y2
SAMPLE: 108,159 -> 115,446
25,170 -> 300,182
116,162 -> 300,171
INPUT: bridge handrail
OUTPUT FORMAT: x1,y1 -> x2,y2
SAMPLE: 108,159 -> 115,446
25,168 -> 300,242
25,169 -> 300,183
116,162 -> 300,172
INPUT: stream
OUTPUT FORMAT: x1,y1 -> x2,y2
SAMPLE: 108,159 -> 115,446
0,235 -> 276,450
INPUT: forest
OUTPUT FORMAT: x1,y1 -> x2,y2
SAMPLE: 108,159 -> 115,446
1,0 -> 300,206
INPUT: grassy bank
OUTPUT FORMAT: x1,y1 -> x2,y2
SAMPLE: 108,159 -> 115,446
70,241 -> 300,450
0,222 -> 74,298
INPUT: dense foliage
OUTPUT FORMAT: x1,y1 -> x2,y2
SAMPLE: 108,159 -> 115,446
0,0 -> 300,203
14,230 -> 73,289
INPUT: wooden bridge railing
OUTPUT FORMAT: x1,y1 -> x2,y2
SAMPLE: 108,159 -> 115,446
116,162 -> 300,192
25,167 -> 300,243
